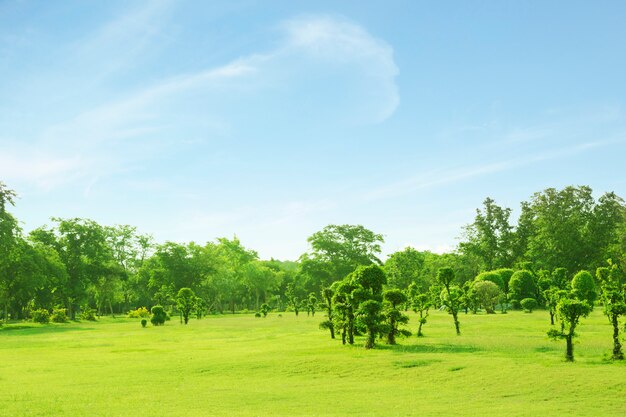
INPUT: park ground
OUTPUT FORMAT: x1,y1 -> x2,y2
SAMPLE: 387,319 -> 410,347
1,309 -> 625,417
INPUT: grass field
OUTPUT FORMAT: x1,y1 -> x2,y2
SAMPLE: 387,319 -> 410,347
1,309 -> 625,417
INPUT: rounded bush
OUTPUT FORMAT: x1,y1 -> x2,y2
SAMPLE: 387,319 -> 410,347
80,308 -> 97,321
571,270 -> 597,306
254,312 -> 262,318
150,305 -> 167,326
509,271 -> 536,307
141,319 -> 147,328
51,308 -> 69,323
474,271 -> 505,291
32,309 -> 50,324
128,307 -> 150,318
520,298 -> 538,313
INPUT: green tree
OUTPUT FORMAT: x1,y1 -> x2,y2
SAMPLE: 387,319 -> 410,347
356,300 -> 383,349
437,267 -> 461,335
596,263 -> 626,360
548,298 -> 592,361
472,280 -> 503,314
571,270 -> 597,308
382,289 -> 410,344
384,247 -> 426,290
508,270 -> 536,308
319,286 -> 335,339
176,287 -> 196,324
459,198 -> 514,270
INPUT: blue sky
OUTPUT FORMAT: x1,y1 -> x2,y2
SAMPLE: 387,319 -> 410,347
2,0 -> 626,260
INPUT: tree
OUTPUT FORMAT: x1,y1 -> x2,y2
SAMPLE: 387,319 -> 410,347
259,303 -> 271,317
150,305 -> 167,326
525,186 -> 624,274
411,292 -> 430,337
508,270 -> 536,308
382,289 -> 410,344
544,287 -> 567,325
176,287 -> 196,324
548,298 -> 592,361
0,182 -> 20,321
571,270 -> 597,308
356,300 -> 383,349
437,267 -> 461,335
299,224 -> 384,293
520,298 -> 537,313
459,198 -> 514,270
306,292 -> 318,316
473,281 -> 503,314
384,247 -> 426,290
319,286 -> 335,339
596,263 -> 626,360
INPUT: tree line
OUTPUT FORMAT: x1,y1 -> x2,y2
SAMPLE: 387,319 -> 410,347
1,182 -> 625,359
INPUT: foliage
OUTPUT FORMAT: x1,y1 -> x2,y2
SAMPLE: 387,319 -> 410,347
141,319 -> 147,328
128,307 -> 150,318
150,305 -> 167,326
259,303 -> 270,318
355,300 -> 384,349
382,289 -> 410,344
570,270 -> 597,307
384,247 -> 426,290
474,271 -> 505,291
596,262 -> 626,360
508,270 -> 536,307
547,297 -> 592,361
31,308 -> 50,324
437,267 -> 461,335
520,298 -> 537,313
176,287 -> 196,325
473,281 -> 503,314
51,308 -> 68,323
80,307 -> 97,321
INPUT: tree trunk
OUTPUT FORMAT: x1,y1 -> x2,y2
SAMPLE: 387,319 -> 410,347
549,311 -> 555,325
348,315 -> 354,345
417,317 -> 424,337
452,312 -> 461,335
341,327 -> 346,345
565,334 -> 574,361
387,318 -> 396,345
365,329 -> 375,349
109,300 -> 115,318
611,313 -> 624,360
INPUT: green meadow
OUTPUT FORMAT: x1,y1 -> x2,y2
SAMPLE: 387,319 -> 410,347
1,310 -> 624,417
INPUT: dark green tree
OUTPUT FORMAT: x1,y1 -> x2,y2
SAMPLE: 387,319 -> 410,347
548,298 -> 592,361
437,267 -> 461,335
382,289 -> 410,344
176,287 -> 196,324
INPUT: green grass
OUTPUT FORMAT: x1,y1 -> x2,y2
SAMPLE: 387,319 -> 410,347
1,309 -> 624,416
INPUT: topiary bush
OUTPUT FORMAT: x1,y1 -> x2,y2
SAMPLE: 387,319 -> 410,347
509,271 -> 537,308
150,305 -> 167,326
520,298 -> 538,313
474,271 -> 505,291
254,312 -> 262,318
571,270 -> 597,308
141,319 -> 147,328
127,307 -> 150,318
51,308 -> 68,323
80,308 -> 97,321
32,309 -> 50,324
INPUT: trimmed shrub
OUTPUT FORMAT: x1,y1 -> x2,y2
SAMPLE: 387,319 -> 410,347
493,268 -> 515,292
571,270 -> 597,307
32,309 -> 50,324
141,319 -> 147,328
509,271 -> 537,308
128,307 -> 150,318
474,271 -> 505,291
473,281 -> 503,314
51,308 -> 68,323
80,308 -> 97,321
521,298 -> 538,313
254,312 -> 262,318
150,305 -> 167,326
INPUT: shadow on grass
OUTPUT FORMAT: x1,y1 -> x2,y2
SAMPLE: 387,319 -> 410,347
0,323 -> 95,336
377,342 -> 483,354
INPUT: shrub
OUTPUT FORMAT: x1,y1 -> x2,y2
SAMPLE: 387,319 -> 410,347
260,303 -> 270,318
509,271 -> 536,308
51,308 -> 68,323
254,312 -> 262,318
474,271 -> 505,291
571,270 -> 597,307
473,281 -> 503,314
80,308 -> 97,321
32,309 -> 50,324
493,268 -> 515,292
141,319 -> 147,328
150,305 -> 167,326
521,298 -> 538,313
128,307 -> 150,318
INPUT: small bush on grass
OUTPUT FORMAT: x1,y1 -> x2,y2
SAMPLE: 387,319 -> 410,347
51,308 -> 68,323
521,298 -> 538,313
128,307 -> 150,318
32,309 -> 50,324
80,308 -> 97,321
141,319 -> 147,328
150,305 -> 167,326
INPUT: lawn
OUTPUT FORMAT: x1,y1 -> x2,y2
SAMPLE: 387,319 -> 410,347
1,309 -> 624,416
